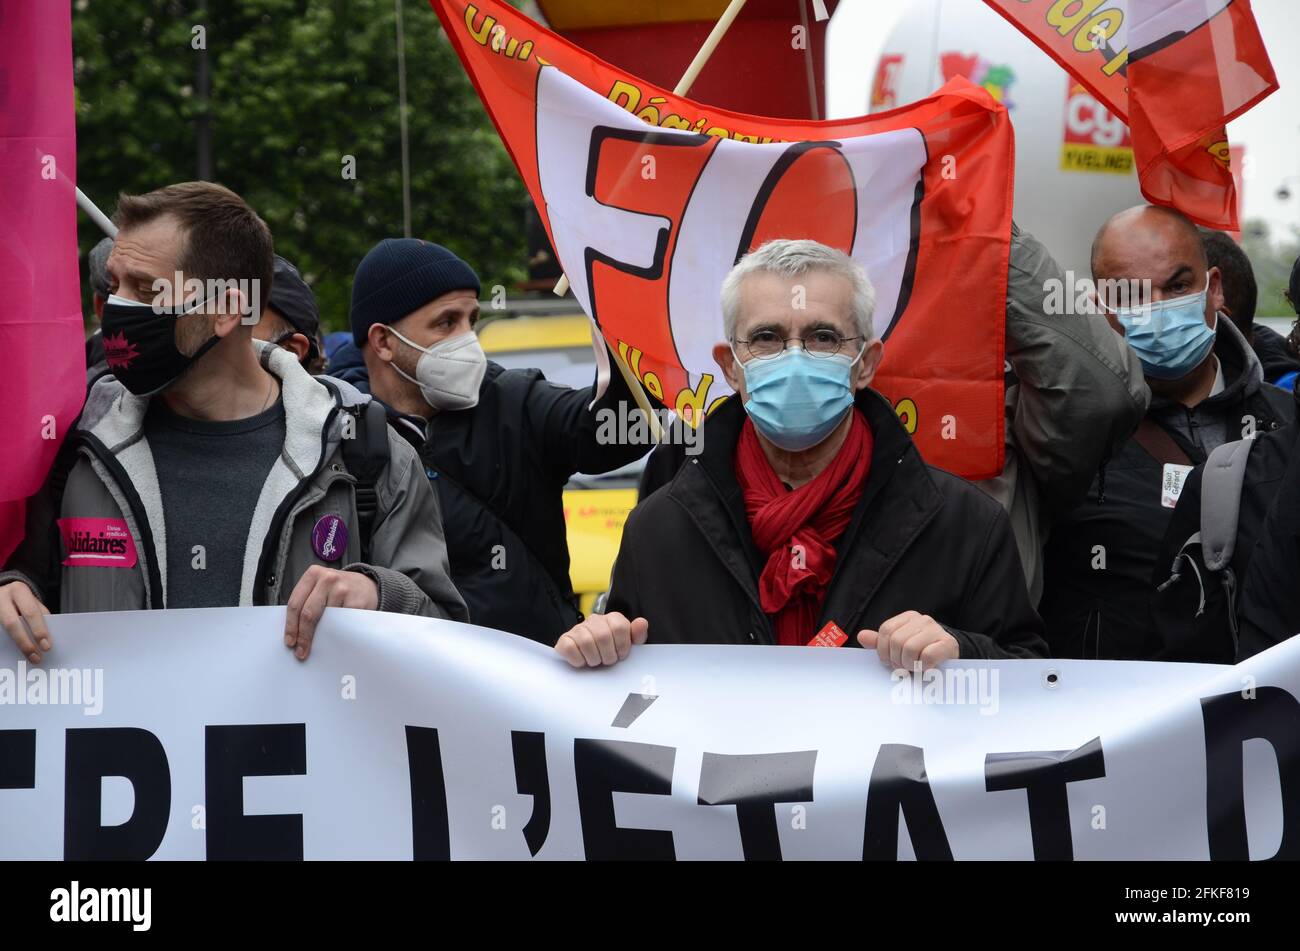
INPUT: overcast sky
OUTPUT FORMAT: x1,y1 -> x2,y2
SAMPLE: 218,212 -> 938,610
826,0 -> 1300,241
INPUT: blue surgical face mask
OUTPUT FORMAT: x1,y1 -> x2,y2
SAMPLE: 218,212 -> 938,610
1112,275 -> 1217,380
738,346 -> 858,452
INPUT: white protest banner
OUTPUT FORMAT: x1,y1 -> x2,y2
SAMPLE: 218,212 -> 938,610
0,607 -> 1296,860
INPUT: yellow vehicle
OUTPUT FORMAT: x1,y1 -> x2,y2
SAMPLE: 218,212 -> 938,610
477,312 -> 641,616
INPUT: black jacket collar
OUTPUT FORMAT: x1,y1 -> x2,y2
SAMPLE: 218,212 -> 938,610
667,388 -> 945,640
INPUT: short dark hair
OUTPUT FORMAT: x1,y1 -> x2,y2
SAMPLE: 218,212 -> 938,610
113,182 -> 274,314
1200,228 -> 1256,336
260,307 -> 297,339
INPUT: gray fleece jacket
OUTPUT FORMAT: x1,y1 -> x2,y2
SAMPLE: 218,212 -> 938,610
978,224 -> 1151,604
0,341 -> 467,620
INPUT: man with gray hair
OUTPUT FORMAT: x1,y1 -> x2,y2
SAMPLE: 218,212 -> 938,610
554,238 -> 1047,671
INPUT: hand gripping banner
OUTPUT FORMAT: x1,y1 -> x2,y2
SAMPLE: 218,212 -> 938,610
429,0 -> 1014,479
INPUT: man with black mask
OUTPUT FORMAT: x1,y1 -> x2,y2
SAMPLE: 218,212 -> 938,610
0,183 -> 465,666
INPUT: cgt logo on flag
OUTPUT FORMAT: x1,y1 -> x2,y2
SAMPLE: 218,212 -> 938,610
430,0 -> 1015,479
1061,80 -> 1133,175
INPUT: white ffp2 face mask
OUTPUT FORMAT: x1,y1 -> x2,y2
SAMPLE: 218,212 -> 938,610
386,326 -> 487,411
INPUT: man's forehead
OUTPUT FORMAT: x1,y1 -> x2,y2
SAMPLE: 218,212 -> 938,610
107,216 -> 185,274
736,270 -> 853,323
1094,215 -> 1201,280
427,289 -> 478,313
403,288 -> 478,325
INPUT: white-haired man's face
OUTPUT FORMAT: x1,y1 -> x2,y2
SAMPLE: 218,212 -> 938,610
713,269 -> 884,403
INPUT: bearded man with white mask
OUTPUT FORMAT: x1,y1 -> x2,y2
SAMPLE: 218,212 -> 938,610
333,238 -> 649,644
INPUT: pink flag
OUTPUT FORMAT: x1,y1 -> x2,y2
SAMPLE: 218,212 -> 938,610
0,1 -> 84,563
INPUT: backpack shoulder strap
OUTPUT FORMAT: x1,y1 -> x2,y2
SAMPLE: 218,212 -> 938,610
1198,437 -> 1256,572
1132,417 -> 1193,467
322,383 -> 390,563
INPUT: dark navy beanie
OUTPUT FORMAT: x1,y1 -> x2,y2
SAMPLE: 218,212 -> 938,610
349,239 -> 481,347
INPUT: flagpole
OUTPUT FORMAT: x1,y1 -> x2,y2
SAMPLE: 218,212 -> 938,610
551,0 -> 750,443
395,0 -> 413,238
669,0 -> 750,99
552,0 -> 749,298
798,0 -> 821,120
76,187 -> 117,238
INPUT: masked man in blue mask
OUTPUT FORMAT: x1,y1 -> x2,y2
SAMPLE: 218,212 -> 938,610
1038,204 -> 1295,660
552,239 -> 1047,671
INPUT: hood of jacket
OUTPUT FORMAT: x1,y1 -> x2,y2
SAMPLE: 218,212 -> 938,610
1251,322 -> 1300,383
1148,315 -> 1263,415
326,338 -> 372,395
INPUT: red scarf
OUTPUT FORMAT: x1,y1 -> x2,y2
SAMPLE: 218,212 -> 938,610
735,413 -> 873,646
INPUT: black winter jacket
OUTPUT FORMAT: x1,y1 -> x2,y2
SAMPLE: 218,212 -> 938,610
1148,413 -> 1298,662
608,389 -> 1048,657
1238,418 -> 1300,655
1039,321 -> 1294,659
1252,323 -> 1300,386
328,343 -> 649,645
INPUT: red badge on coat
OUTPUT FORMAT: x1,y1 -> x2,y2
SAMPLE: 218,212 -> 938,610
808,621 -> 848,648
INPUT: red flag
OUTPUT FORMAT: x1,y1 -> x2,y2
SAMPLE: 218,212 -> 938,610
0,1 -> 84,563
984,0 -> 1277,230
429,0 -> 1014,479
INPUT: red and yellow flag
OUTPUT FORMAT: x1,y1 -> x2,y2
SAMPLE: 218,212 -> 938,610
984,0 -> 1277,230
430,0 -> 1015,479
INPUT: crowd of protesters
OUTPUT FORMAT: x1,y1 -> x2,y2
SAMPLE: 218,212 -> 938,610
2,179 -> 1298,676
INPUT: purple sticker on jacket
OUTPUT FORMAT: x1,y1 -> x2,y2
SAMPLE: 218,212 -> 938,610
311,514 -> 348,562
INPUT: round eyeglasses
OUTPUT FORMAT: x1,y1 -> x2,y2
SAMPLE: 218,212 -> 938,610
734,329 -> 864,361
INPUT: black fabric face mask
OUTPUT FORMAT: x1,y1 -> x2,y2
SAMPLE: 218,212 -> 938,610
100,294 -> 221,396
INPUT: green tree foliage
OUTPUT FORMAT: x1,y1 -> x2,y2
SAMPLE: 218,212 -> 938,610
73,0 -> 527,330
1241,219 -> 1300,320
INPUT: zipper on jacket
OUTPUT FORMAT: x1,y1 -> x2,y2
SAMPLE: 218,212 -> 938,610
253,399 -> 342,604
